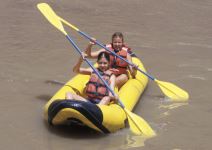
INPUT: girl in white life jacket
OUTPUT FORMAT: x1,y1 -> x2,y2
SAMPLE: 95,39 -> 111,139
85,32 -> 137,89
66,52 -> 117,105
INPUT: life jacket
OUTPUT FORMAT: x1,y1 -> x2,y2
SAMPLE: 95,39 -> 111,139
105,44 -> 130,76
85,69 -> 112,102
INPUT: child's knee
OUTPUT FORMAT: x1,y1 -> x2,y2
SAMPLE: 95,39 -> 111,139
66,92 -> 73,99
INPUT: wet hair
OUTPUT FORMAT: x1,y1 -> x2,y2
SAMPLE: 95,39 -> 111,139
112,32 -> 124,42
97,51 -> 110,62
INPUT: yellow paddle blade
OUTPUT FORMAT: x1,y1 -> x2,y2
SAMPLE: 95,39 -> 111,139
37,3 -> 67,35
125,109 -> 156,137
155,79 -> 189,101
58,16 -> 79,32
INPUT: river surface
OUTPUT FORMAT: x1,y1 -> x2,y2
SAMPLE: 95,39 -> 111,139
1,0 -> 212,149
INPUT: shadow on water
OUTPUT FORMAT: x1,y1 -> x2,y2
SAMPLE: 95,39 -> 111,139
43,120 -> 149,149
36,94 -> 52,101
45,80 -> 65,86
145,94 -> 165,100
36,80 -> 65,101
43,120 -> 107,139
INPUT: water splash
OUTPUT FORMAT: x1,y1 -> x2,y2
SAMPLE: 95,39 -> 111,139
105,129 -> 155,149
158,100 -> 188,120
159,103 -> 188,110
120,134 -> 147,149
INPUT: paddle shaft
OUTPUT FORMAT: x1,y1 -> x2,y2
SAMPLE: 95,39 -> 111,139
66,35 -> 125,108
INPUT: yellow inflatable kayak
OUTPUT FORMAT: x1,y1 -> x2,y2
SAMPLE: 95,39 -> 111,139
44,56 -> 148,133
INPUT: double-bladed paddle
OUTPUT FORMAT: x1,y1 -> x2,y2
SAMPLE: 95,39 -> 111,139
60,19 -> 189,101
41,5 -> 189,102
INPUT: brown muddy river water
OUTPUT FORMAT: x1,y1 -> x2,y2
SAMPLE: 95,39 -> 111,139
1,0 -> 212,149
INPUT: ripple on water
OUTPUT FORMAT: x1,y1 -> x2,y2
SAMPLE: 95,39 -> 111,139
178,64 -> 212,73
207,68 -> 212,71
188,75 -> 206,80
105,127 -> 157,149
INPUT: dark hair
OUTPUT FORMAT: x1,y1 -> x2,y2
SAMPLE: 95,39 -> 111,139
97,52 -> 110,62
112,32 -> 124,42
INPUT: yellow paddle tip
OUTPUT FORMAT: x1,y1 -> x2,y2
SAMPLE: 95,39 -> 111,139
155,79 -> 189,101
37,3 -> 67,35
125,109 -> 156,137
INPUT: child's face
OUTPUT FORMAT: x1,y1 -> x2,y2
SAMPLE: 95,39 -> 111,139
98,57 -> 109,71
112,37 -> 123,51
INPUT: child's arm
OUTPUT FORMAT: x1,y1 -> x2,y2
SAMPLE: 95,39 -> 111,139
85,38 -> 105,58
73,53 -> 92,75
127,53 -> 137,78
